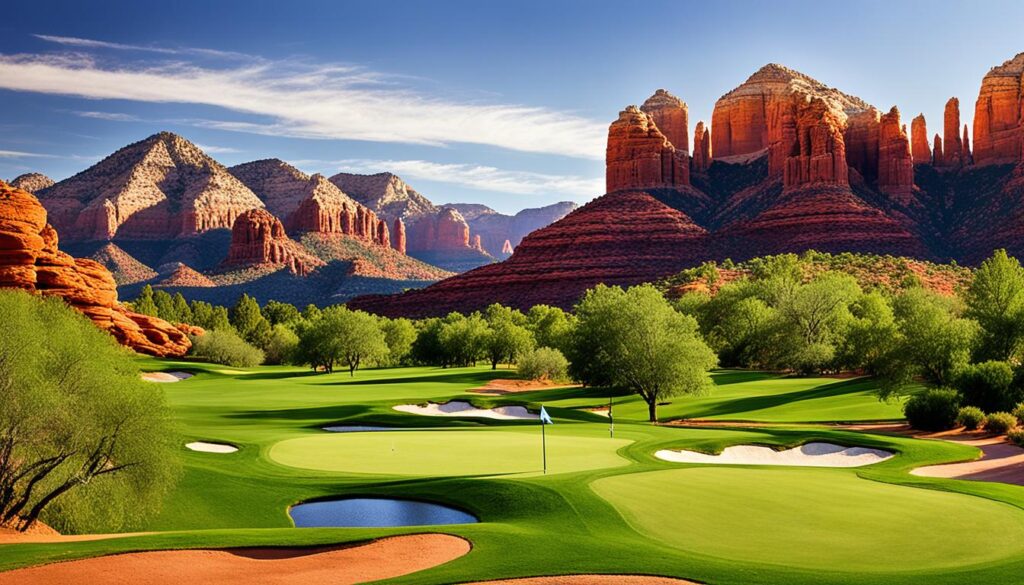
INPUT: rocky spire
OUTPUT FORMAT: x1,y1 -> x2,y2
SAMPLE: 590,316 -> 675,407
963,124 -> 973,164
933,133 -> 944,165
911,114 -> 931,164
501,239 -> 514,256
943,97 -> 963,166
781,97 -> 849,190
392,217 -> 407,254
640,89 -> 689,153
606,105 -> 689,192
877,107 -> 914,202
692,121 -> 712,172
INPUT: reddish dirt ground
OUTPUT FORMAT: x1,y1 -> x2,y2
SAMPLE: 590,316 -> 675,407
0,533 -> 470,585
470,378 -> 579,395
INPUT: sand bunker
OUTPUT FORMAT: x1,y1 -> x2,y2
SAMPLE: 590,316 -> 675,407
471,379 -> 578,395
471,576 -> 697,584
186,441 -> 238,453
0,534 -> 470,585
394,400 -> 538,420
911,436 -> 1024,485
655,442 -> 892,467
140,371 -> 193,383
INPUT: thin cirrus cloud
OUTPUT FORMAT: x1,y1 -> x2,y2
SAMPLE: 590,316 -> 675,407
0,149 -> 57,158
33,34 -> 253,60
74,110 -> 141,122
0,40 -> 608,159
313,158 -> 603,198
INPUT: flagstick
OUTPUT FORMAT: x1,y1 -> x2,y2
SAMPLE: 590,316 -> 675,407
542,419 -> 547,474
609,394 -> 614,439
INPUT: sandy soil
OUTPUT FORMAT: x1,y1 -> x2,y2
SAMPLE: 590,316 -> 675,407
394,401 -> 538,420
185,441 -> 238,453
0,520 -> 149,544
470,379 -> 580,396
0,534 -> 470,585
140,371 -> 193,383
471,576 -> 697,584
655,442 -> 892,467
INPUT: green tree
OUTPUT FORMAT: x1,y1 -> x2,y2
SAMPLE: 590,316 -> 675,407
482,304 -> 534,369
955,361 -> 1020,413
295,306 -> 387,375
171,293 -> 192,324
133,285 -> 158,317
190,329 -> 264,367
380,317 -> 417,366
966,249 -> 1024,361
410,317 -> 447,366
263,300 -> 300,326
153,289 -> 176,322
230,294 -> 271,349
526,305 -> 574,351
771,272 -> 860,373
518,347 -> 570,382
438,312 -> 489,367
0,291 -> 179,532
264,324 -> 300,365
569,284 -> 718,422
838,291 -> 898,373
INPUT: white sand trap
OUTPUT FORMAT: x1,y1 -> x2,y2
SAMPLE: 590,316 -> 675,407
393,400 -> 539,420
655,442 -> 892,467
140,371 -> 193,383
185,441 -> 238,453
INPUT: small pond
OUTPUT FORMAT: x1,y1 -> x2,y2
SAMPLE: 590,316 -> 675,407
289,497 -> 478,528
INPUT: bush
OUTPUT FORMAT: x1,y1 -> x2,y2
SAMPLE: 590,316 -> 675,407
263,324 -> 299,365
1014,402 -> 1024,425
1008,428 -> 1024,447
517,347 -> 570,382
984,411 -> 1017,435
954,361 -> 1019,413
190,329 -> 264,367
904,388 -> 960,431
956,406 -> 986,430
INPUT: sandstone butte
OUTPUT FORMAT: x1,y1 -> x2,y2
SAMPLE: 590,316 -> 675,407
223,208 -> 325,276
0,181 -> 190,357
228,159 -> 401,251
35,132 -> 265,241
641,89 -> 690,153
8,173 -> 54,194
350,54 -> 1024,317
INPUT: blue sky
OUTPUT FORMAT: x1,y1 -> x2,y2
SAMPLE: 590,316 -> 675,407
1,0 -> 1022,214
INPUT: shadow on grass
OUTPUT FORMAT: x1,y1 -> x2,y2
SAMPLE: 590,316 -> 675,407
325,370 -> 500,387
681,377 -> 881,419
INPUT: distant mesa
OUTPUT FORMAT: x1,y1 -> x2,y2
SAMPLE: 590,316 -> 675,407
223,208 -> 325,276
352,52 -> 1024,317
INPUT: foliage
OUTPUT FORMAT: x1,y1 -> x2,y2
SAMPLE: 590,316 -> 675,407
482,304 -> 535,369
1008,427 -> 1024,447
263,324 -> 300,365
263,300 -> 300,326
132,284 -> 158,317
568,284 -> 717,422
984,411 -> 1017,434
954,361 -> 1019,413
189,300 -> 231,331
0,290 -> 179,532
438,312 -> 489,367
189,329 -> 265,367
966,249 -> 1024,361
956,406 -> 986,430
525,305 -> 574,352
517,347 -> 569,382
1013,402 -> 1024,425
380,317 -> 417,366
294,306 -> 387,375
230,294 -> 272,349
903,388 -> 960,431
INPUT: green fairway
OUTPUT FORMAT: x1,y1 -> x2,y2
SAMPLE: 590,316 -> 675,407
5,360 -> 1024,585
592,466 -> 1024,571
270,429 -> 632,476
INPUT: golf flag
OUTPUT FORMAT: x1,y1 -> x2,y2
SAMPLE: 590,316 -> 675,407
540,406 -> 554,425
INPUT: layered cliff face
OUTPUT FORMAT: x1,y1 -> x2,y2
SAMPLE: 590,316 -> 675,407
0,181 -> 190,356
223,208 -> 324,276
973,52 -> 1024,166
36,132 -> 264,241
330,172 -> 437,221
349,191 -> 709,316
942,97 -> 965,167
606,105 -> 690,192
641,89 -> 689,153
229,159 -> 400,249
446,201 -> 577,256
8,173 -> 54,193
692,121 -> 712,172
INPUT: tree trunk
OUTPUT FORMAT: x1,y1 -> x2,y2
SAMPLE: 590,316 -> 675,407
491,359 -> 498,370
647,399 -> 658,423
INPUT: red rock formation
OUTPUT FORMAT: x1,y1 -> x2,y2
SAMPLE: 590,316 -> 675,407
606,105 -> 689,192
392,218 -> 407,254
973,52 -> 1024,166
641,89 -> 689,152
933,134 -> 944,165
223,209 -> 324,276
692,121 -> 712,172
376,218 -> 390,248
349,191 -> 710,315
8,173 -> 54,193
877,107 -> 915,202
911,114 -> 931,164
964,124 -> 973,164
35,132 -> 263,241
472,234 -> 483,252
942,98 -> 964,166
501,239 -> 514,256
446,202 -> 577,256
408,207 -> 471,251
782,98 -> 850,190
0,181 -> 190,357
844,109 -> 880,184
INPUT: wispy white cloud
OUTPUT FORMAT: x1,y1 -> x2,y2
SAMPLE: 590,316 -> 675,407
309,158 -> 602,197
195,144 -> 242,154
0,49 -> 606,159
0,149 -> 57,158
34,34 -> 253,60
74,110 -> 141,122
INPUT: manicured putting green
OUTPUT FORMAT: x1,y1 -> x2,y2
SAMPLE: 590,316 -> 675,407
270,430 -> 632,476
592,467 -> 1024,572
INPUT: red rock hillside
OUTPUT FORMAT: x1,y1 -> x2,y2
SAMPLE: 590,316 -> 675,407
351,55 -> 1024,316
223,208 -> 325,276
0,181 -> 190,357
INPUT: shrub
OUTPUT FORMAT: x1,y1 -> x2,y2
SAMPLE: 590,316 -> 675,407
517,347 -> 570,382
954,361 -> 1019,413
190,329 -> 264,367
984,411 -> 1017,435
1014,402 -> 1024,425
263,324 -> 299,365
956,406 -> 986,430
1008,428 -> 1024,447
903,388 -> 960,431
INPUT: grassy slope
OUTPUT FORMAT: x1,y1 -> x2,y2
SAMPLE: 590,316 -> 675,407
2,362 -> 1023,585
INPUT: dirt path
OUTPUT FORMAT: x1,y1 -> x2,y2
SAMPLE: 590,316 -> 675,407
0,533 -> 470,585
471,576 -> 698,584
470,379 -> 579,396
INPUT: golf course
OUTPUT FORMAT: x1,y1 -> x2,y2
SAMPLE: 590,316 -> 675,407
3,360 -> 1024,584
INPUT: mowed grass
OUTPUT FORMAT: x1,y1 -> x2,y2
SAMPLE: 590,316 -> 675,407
5,360 -> 1024,585
593,466 -> 1024,572
270,429 -> 632,476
